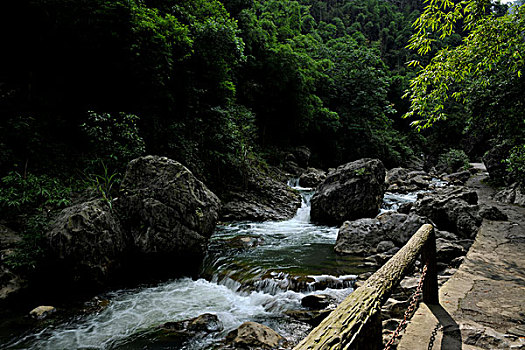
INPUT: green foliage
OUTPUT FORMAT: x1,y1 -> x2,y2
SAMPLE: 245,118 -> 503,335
0,172 -> 74,272
1,0 -> 430,192
84,161 -> 119,209
81,111 -> 146,170
438,148 -> 470,173
354,167 -> 370,176
505,144 -> 525,185
0,172 -> 72,212
5,214 -> 48,271
405,0 -> 524,130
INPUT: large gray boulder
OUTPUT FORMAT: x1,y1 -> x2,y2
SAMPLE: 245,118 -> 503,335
47,199 -> 126,284
0,225 -> 27,302
299,168 -> 326,188
493,183 -> 525,206
385,168 -> 432,193
221,169 -> 301,222
413,186 -> 481,238
43,156 -> 221,289
0,265 -> 26,302
222,322 -> 289,349
292,146 -> 311,168
334,212 -> 429,255
311,159 -> 386,226
483,142 -> 512,184
117,156 -> 221,266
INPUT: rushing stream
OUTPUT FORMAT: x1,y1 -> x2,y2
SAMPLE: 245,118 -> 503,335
4,180 -> 420,350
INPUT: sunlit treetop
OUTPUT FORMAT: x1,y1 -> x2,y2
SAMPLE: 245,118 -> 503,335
404,0 -> 525,129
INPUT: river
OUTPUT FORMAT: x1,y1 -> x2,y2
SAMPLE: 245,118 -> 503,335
4,181 -> 418,349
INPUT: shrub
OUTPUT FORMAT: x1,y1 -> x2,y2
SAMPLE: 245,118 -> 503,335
81,111 -> 146,171
0,172 -> 72,212
505,144 -> 525,185
83,161 -> 119,209
5,214 -> 48,272
0,172 -> 74,272
438,149 -> 470,173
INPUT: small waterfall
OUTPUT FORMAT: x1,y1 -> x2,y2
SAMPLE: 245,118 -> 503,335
287,177 -> 314,223
287,177 -> 301,188
12,177 -> 375,350
292,190 -> 314,223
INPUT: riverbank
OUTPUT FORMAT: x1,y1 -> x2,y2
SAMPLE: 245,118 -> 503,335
398,165 -> 525,349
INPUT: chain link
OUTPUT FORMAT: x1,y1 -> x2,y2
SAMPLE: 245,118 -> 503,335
383,264 -> 428,350
428,323 -> 441,350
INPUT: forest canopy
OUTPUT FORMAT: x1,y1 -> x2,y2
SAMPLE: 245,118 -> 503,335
0,0 -> 523,233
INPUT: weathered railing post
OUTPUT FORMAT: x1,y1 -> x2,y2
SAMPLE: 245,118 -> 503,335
421,226 -> 438,304
294,224 -> 438,350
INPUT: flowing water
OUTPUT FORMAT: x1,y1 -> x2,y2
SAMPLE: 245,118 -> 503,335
4,180 -> 420,350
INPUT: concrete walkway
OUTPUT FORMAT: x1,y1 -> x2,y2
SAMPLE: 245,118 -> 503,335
398,166 -> 525,350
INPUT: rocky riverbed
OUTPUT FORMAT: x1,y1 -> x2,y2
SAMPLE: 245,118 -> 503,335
0,157 -> 510,349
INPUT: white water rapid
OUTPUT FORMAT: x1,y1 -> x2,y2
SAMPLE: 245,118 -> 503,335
6,178 -> 422,349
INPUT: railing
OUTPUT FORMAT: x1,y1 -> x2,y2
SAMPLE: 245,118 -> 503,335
294,224 -> 438,350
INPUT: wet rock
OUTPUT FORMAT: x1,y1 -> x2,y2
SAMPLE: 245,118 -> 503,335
152,314 -> 223,347
397,202 -> 413,214
256,273 -> 318,293
436,230 -> 459,241
483,142 -> 513,183
311,158 -> 386,226
385,168 -> 409,185
299,168 -> 326,188
47,199 -> 126,284
335,218 -> 382,255
436,238 -> 467,263
378,212 -> 430,246
376,240 -> 396,253
493,183 -> 525,206
292,146 -> 311,168
443,170 -> 471,185
508,325 -> 525,337
283,160 -> 304,177
386,246 -> 400,256
367,252 -> 392,266
224,236 -> 263,250
462,323 -> 514,349
335,213 -> 429,256
455,239 -> 474,251
449,256 -> 465,268
82,296 -> 110,314
439,267 -> 458,277
413,186 -> 482,238
382,318 -> 402,332
307,275 -> 355,291
30,305 -> 56,319
382,298 -> 409,319
479,206 -> 508,221
386,168 -> 432,192
0,265 -> 26,302
301,294 -> 335,309
161,313 -> 223,334
223,321 -> 289,349
116,156 -> 221,274
0,224 -> 22,251
221,169 -> 301,222
399,276 -> 419,294
0,225 -> 27,302
285,309 -> 332,327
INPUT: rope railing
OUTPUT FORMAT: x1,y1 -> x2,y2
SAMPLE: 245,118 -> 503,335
294,224 -> 438,350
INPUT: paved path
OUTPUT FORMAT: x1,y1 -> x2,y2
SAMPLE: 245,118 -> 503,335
398,167 -> 525,350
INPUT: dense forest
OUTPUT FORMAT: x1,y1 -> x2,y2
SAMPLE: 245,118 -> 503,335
0,0 -> 524,280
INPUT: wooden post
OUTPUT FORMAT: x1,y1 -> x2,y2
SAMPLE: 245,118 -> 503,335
294,224 -> 435,350
353,310 -> 383,350
421,225 -> 439,304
